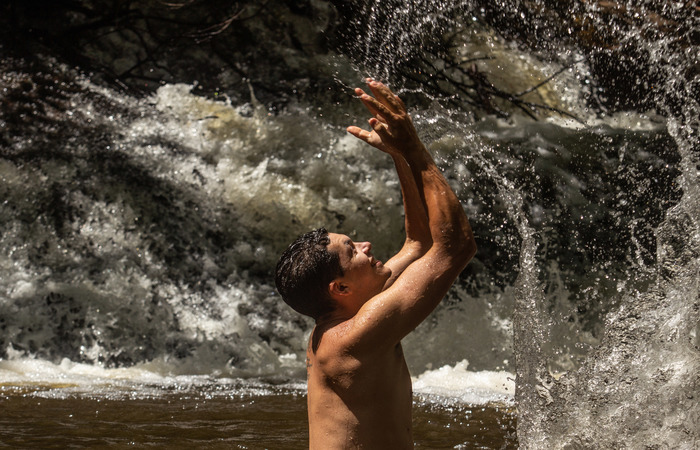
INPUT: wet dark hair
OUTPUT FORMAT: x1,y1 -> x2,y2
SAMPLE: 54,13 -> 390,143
275,228 -> 343,320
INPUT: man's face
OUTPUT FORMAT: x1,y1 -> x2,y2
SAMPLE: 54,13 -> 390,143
327,232 -> 391,298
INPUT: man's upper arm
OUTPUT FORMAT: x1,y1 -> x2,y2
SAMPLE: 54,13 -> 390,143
345,245 -> 473,353
381,239 -> 426,290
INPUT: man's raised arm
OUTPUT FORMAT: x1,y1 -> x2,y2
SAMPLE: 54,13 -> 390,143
348,79 -> 432,289
346,80 -> 476,348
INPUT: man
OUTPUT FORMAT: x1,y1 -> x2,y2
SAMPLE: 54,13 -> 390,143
275,79 -> 476,448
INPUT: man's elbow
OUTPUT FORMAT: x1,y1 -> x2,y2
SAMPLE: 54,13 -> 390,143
456,237 -> 477,267
434,222 -> 476,266
467,239 -> 477,262
439,234 -> 476,268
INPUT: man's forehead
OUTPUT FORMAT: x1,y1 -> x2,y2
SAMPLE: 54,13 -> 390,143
328,232 -> 351,245
327,233 -> 354,259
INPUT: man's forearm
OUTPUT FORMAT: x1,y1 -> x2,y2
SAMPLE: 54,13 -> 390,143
391,153 -> 431,246
379,152 -> 432,289
345,79 -> 474,258
403,144 -> 474,254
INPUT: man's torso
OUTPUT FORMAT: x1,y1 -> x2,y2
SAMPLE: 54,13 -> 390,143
306,325 -> 413,449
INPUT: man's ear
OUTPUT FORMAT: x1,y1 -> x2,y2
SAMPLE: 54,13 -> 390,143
329,280 -> 351,299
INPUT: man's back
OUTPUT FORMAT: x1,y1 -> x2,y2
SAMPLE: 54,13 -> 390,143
307,321 -> 413,449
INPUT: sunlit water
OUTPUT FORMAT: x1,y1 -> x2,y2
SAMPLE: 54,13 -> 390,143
1,0 -> 699,447
1,359 -> 516,447
1,60 -> 518,446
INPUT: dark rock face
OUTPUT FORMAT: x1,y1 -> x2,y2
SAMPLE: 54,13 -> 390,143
1,0 -> 342,110
4,0 -> 696,119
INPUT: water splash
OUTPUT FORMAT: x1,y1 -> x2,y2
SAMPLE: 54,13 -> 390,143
1,2 -> 698,446
343,0 -> 699,447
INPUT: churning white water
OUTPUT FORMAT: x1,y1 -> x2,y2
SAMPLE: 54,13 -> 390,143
0,72 -> 515,403
1,0 -> 698,447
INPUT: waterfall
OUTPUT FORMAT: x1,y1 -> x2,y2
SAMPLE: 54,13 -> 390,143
1,0 -> 698,447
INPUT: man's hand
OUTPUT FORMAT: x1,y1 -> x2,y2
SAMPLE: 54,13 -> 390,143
337,78 -> 475,351
346,79 -> 424,156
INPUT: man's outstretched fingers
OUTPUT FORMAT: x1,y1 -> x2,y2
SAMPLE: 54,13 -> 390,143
367,80 -> 404,114
346,125 -> 367,140
354,88 -> 386,120
369,118 -> 389,138
359,93 -> 394,124
347,125 -> 385,150
358,82 -> 401,121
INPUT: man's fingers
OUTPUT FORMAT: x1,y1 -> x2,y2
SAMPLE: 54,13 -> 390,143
347,124 -> 379,143
349,80 -> 404,153
347,124 -> 388,152
359,93 -> 393,123
394,94 -> 406,110
346,125 -> 369,141
369,117 -> 385,133
369,118 -> 393,142
367,80 -> 404,114
356,84 -> 399,124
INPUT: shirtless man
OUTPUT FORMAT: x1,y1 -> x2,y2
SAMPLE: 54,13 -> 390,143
275,79 -> 475,449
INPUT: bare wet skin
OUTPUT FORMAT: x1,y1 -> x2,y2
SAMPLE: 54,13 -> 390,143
0,385 -> 516,448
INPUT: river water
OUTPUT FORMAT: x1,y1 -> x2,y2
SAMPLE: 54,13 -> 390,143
1,0 -> 698,448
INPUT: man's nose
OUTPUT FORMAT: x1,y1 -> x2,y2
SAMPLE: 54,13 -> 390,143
359,241 -> 372,254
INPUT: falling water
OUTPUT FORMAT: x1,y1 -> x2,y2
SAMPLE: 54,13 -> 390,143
1,0 -> 698,447
351,0 -> 699,447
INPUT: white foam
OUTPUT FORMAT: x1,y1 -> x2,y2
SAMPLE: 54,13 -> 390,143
412,360 -> 515,406
0,357 -> 168,387
2,356 -> 514,406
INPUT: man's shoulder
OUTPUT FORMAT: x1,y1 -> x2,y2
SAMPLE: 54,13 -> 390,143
308,333 -> 346,384
311,319 -> 353,357
310,318 -> 373,369
313,292 -> 404,359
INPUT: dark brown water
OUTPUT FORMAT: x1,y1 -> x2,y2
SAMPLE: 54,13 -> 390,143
0,385 -> 516,448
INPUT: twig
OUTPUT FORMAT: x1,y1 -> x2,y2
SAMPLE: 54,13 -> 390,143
515,58 -> 586,98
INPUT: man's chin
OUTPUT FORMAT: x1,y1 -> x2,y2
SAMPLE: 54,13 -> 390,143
383,266 -> 393,279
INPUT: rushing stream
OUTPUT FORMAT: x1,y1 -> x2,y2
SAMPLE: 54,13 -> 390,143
1,0 -> 698,448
